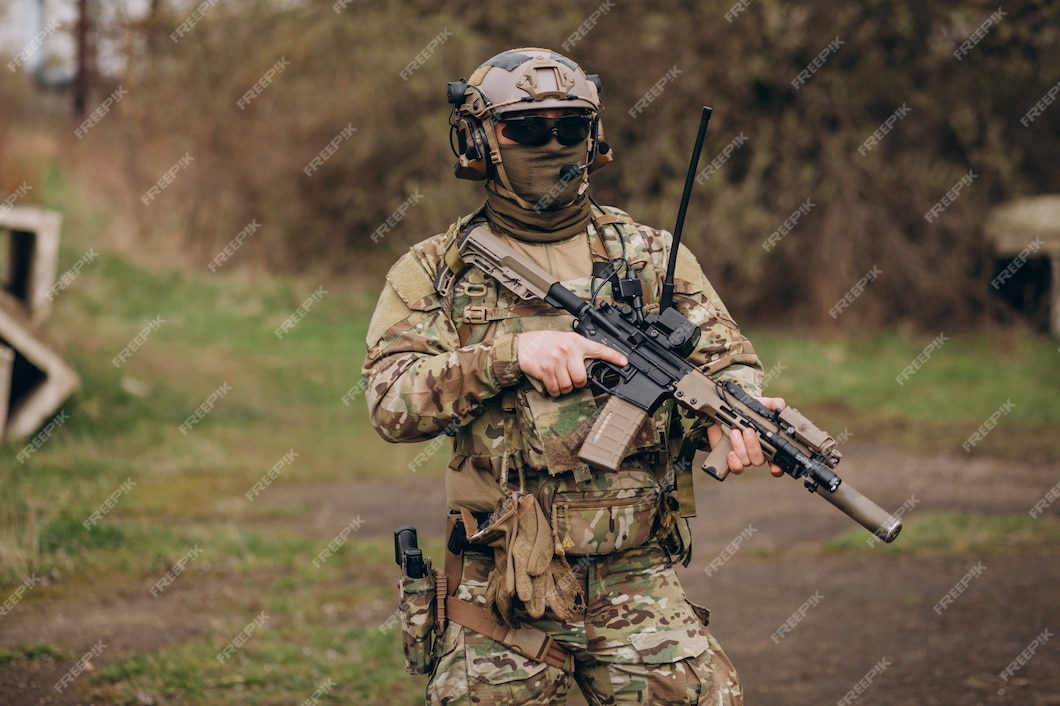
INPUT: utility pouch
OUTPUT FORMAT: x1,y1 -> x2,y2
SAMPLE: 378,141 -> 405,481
398,568 -> 437,675
549,489 -> 659,555
540,468 -> 660,556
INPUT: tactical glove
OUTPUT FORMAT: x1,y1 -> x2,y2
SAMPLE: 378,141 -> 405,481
468,492 -> 581,625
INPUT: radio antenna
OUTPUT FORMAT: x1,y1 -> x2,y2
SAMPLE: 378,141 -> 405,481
660,105 -> 712,312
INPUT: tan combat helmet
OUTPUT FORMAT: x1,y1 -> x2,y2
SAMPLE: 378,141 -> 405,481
446,47 -> 614,202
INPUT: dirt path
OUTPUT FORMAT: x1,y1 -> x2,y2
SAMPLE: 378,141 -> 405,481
2,440 -> 1058,705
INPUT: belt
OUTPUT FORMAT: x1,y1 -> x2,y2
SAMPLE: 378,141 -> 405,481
442,513 -> 573,672
444,598 -> 573,671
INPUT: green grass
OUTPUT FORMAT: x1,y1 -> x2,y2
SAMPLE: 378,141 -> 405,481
826,511 -> 1060,555
1,168 -> 1058,703
0,643 -> 63,665
87,539 -> 423,705
750,328 -> 1060,460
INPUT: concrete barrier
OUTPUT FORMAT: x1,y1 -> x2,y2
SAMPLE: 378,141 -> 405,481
2,206 -> 62,328
0,206 -> 79,442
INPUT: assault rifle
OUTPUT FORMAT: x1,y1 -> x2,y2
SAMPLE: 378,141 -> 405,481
455,107 -> 902,543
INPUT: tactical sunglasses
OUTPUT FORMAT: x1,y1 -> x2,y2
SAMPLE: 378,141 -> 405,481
500,114 -> 593,146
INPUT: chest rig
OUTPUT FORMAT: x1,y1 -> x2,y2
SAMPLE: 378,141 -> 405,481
434,205 -> 681,492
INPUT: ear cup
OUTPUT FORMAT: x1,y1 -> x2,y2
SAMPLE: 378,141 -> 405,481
588,117 -> 614,173
454,118 -> 490,181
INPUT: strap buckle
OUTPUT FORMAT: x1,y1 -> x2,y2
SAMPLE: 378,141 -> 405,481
464,305 -> 489,324
461,282 -> 489,297
504,625 -> 556,664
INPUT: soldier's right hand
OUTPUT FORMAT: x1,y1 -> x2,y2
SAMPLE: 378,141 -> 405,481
516,331 -> 627,397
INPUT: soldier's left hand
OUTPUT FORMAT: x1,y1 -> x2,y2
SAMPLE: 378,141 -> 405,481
707,396 -> 786,477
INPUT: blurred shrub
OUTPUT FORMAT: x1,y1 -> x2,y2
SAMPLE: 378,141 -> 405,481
39,0 -> 1060,329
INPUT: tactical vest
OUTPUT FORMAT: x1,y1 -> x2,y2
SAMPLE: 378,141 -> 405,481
428,204 -> 688,557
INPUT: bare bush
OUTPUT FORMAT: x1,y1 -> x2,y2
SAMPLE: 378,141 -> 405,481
10,0 -> 1060,331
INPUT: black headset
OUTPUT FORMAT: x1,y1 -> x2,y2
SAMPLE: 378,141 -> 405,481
446,78 -> 613,181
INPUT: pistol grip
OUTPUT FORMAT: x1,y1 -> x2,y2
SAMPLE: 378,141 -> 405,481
578,396 -> 648,471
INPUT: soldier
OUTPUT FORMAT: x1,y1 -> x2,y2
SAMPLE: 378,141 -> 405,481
363,47 -> 785,706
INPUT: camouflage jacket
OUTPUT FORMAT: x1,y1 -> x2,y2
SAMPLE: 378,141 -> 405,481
362,204 -> 763,513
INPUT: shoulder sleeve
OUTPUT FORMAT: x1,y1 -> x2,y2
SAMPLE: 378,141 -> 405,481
361,236 -> 523,444
365,248 -> 440,348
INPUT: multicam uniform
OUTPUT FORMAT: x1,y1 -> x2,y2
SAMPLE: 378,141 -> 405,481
363,203 -> 763,705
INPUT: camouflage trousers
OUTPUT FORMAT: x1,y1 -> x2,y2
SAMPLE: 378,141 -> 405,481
426,543 -> 743,705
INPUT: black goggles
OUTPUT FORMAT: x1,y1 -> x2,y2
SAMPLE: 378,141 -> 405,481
499,114 -> 594,146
